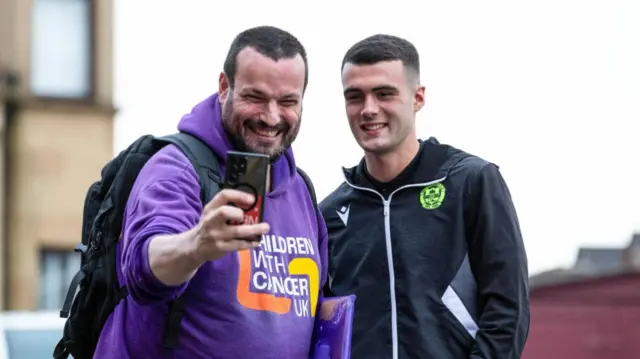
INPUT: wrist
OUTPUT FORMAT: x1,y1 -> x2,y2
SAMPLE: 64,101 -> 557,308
183,226 -> 206,267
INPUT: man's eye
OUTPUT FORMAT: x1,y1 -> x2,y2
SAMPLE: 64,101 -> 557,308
246,95 -> 263,102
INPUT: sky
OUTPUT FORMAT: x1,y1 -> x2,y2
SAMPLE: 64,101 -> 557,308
113,0 -> 640,275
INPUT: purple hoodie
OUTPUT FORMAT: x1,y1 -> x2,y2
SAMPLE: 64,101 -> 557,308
93,93 -> 328,359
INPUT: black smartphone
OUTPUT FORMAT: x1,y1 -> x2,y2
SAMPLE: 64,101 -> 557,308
223,151 -> 270,230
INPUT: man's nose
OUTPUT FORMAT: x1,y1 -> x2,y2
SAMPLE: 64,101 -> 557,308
261,101 -> 281,126
361,96 -> 379,118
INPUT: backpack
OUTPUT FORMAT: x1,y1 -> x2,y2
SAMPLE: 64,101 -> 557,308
53,132 -> 319,359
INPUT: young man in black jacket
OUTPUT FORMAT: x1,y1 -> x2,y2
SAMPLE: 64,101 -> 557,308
320,34 -> 530,359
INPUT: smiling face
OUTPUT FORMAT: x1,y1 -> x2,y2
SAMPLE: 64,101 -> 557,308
342,60 -> 425,155
218,47 -> 306,160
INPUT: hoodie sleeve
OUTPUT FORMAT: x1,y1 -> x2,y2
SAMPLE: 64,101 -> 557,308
466,163 -> 530,359
119,146 -> 203,305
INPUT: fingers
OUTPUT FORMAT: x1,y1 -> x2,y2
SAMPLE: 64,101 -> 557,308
217,239 -> 261,252
206,189 -> 255,212
195,189 -> 269,261
227,222 -> 270,239
211,205 -> 245,225
200,204 -> 270,241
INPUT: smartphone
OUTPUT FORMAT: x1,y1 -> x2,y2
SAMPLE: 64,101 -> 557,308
223,151 -> 269,230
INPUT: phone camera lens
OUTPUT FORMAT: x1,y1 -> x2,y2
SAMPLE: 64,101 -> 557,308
227,156 -> 247,188
237,158 -> 247,173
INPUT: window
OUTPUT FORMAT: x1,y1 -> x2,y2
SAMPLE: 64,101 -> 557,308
30,0 -> 93,99
5,329 -> 64,359
38,249 -> 80,310
1,312 -> 65,359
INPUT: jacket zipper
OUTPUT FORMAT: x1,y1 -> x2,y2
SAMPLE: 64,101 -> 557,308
344,176 -> 447,359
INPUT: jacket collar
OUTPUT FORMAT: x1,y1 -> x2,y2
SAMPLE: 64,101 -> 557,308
342,137 -> 460,187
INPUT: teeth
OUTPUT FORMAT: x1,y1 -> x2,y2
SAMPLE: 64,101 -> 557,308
363,124 -> 385,131
253,128 -> 278,137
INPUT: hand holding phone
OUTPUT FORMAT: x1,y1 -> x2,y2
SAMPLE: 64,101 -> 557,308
191,189 -> 269,263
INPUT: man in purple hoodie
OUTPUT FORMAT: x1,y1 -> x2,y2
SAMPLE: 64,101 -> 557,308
93,25 -> 327,359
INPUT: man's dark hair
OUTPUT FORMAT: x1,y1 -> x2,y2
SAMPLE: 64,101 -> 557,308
223,25 -> 308,90
342,34 -> 420,82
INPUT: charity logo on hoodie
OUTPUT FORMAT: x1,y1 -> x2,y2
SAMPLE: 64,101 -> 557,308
238,233 -> 320,318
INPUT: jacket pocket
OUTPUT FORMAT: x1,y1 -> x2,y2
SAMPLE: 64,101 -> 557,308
439,293 -> 476,354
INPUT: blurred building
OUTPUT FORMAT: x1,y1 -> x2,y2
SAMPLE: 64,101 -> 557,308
0,0 -> 115,310
524,233 -> 640,359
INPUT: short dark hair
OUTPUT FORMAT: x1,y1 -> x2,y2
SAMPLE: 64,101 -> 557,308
223,25 -> 308,90
342,34 -> 420,82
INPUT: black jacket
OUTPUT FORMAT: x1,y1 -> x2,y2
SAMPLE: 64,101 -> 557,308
320,138 -> 530,359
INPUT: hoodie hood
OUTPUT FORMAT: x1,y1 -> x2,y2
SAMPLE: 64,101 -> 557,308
177,93 -> 298,196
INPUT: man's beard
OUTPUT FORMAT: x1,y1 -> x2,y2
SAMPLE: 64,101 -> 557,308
222,96 -> 301,161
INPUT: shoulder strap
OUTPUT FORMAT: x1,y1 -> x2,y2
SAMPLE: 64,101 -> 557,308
296,167 -> 317,206
161,133 -> 222,203
157,133 -> 222,349
296,167 -> 321,233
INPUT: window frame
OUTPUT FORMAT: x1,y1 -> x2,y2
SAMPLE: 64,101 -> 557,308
37,247 -> 80,311
28,0 -> 97,103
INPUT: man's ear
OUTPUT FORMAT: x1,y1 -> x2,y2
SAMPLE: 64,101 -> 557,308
413,85 -> 425,112
218,72 -> 230,104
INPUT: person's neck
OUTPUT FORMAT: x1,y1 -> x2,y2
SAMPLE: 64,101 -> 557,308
364,136 -> 420,183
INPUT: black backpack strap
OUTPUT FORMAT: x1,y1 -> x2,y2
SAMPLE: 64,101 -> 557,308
162,297 -> 187,349
161,133 -> 222,203
158,132 -> 222,349
296,167 -> 320,233
296,167 -> 316,206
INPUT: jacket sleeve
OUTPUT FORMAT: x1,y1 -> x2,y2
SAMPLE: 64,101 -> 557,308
466,163 -> 530,359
